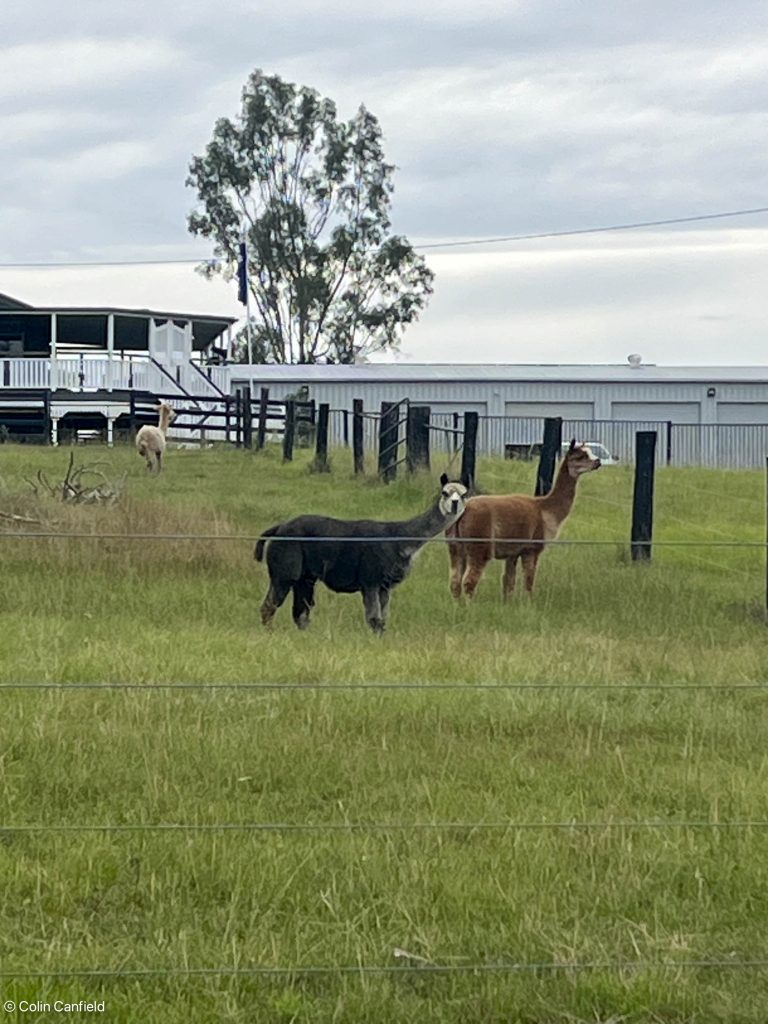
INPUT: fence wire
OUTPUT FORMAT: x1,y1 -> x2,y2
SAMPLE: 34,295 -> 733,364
0,531 -> 764,547
2,958 -> 768,980
3,819 -> 768,835
2,681 -> 768,691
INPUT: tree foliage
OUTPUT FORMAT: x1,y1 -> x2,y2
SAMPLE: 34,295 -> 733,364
187,70 -> 434,364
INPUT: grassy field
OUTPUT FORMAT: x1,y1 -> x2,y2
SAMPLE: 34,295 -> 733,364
1,442 -> 767,1022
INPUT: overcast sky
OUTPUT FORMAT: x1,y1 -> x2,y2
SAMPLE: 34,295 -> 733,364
2,0 -> 768,364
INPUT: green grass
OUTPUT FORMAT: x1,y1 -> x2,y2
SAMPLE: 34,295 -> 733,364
1,442 -> 767,1022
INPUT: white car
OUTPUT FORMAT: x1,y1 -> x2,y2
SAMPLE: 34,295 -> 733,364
560,441 -> 619,465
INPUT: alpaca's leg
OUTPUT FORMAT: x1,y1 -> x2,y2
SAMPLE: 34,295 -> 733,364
291,578 -> 316,630
502,556 -> 519,600
521,550 -> 542,594
448,542 -> 466,600
378,587 -> 391,627
362,588 -> 384,634
155,450 -> 162,473
261,580 -> 291,626
462,545 -> 491,599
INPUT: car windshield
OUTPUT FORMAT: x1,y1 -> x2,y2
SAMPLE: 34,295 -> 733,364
561,442 -> 612,459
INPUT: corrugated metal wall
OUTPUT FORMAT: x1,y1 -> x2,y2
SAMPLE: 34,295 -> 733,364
242,375 -> 768,468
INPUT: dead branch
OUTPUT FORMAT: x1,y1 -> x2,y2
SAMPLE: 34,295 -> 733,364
24,455 -> 126,506
0,510 -> 50,526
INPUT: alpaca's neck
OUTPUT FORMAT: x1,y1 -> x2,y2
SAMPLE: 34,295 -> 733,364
401,500 -> 458,540
539,461 -> 579,519
158,411 -> 171,435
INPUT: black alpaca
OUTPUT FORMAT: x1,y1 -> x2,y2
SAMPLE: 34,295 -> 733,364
255,475 -> 468,633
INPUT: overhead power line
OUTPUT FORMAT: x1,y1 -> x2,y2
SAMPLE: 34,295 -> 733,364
1,205 -> 766,269
414,205 -> 768,250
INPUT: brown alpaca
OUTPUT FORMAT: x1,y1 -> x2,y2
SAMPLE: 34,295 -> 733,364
447,440 -> 601,600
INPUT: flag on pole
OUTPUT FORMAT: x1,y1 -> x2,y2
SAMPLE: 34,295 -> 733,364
237,236 -> 248,306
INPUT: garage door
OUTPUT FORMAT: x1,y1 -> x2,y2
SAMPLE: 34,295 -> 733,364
504,402 -> 594,418
716,403 -> 768,424
611,402 -> 700,423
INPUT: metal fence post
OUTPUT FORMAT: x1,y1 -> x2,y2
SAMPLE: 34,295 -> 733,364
353,399 -> 364,474
535,417 -> 562,496
378,401 -> 398,482
257,387 -> 269,449
313,403 -> 330,472
460,412 -> 479,491
242,388 -> 253,449
631,431 -> 657,562
406,405 -> 431,473
283,400 -> 296,461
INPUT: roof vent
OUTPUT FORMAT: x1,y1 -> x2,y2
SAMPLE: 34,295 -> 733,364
627,353 -> 643,368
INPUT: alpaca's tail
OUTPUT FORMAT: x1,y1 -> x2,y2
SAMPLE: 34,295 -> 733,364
255,525 -> 280,562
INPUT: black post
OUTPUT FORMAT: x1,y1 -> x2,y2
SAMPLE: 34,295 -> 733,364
2,361 -> 9,387
314,402 -> 330,471
631,430 -> 657,562
42,392 -> 52,444
406,405 -> 431,473
378,401 -> 399,482
224,396 -> 231,444
353,399 -> 364,475
234,392 -> 242,448
460,411 -> 479,491
283,399 -> 296,462
342,410 -> 349,447
535,417 -> 563,496
666,420 -> 673,466
257,387 -> 269,449
129,392 -> 136,441
242,389 -> 253,449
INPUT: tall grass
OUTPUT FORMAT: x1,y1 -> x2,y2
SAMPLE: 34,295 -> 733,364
1,442 -> 767,1021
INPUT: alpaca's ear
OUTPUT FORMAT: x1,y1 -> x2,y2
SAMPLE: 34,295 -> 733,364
568,438 -> 577,452
439,473 -> 449,487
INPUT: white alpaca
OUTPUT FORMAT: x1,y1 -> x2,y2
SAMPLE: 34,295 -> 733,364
136,403 -> 176,473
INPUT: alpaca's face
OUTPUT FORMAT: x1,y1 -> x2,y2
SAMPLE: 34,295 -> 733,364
439,481 -> 468,519
565,442 -> 601,477
156,403 -> 176,425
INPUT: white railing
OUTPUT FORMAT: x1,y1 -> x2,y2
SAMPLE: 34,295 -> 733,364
0,358 -> 50,388
0,357 -> 232,397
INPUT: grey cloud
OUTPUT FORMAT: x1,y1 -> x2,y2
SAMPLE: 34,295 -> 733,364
2,0 -> 768,362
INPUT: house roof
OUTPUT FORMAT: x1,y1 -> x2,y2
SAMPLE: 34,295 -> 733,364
0,293 -> 237,348
0,291 -> 33,311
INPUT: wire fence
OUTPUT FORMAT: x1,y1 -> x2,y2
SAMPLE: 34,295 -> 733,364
327,409 -> 768,470
1,489 -> 766,992
4,958 -> 768,979
0,531 -> 763,547
3,819 -> 768,835
1,681 -> 768,690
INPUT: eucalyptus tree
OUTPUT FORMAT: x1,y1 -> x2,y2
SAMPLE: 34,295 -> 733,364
187,70 -> 434,364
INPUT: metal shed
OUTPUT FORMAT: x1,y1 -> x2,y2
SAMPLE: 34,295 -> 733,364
228,361 -> 768,466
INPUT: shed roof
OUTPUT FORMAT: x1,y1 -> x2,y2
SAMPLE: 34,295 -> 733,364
234,362 -> 768,384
